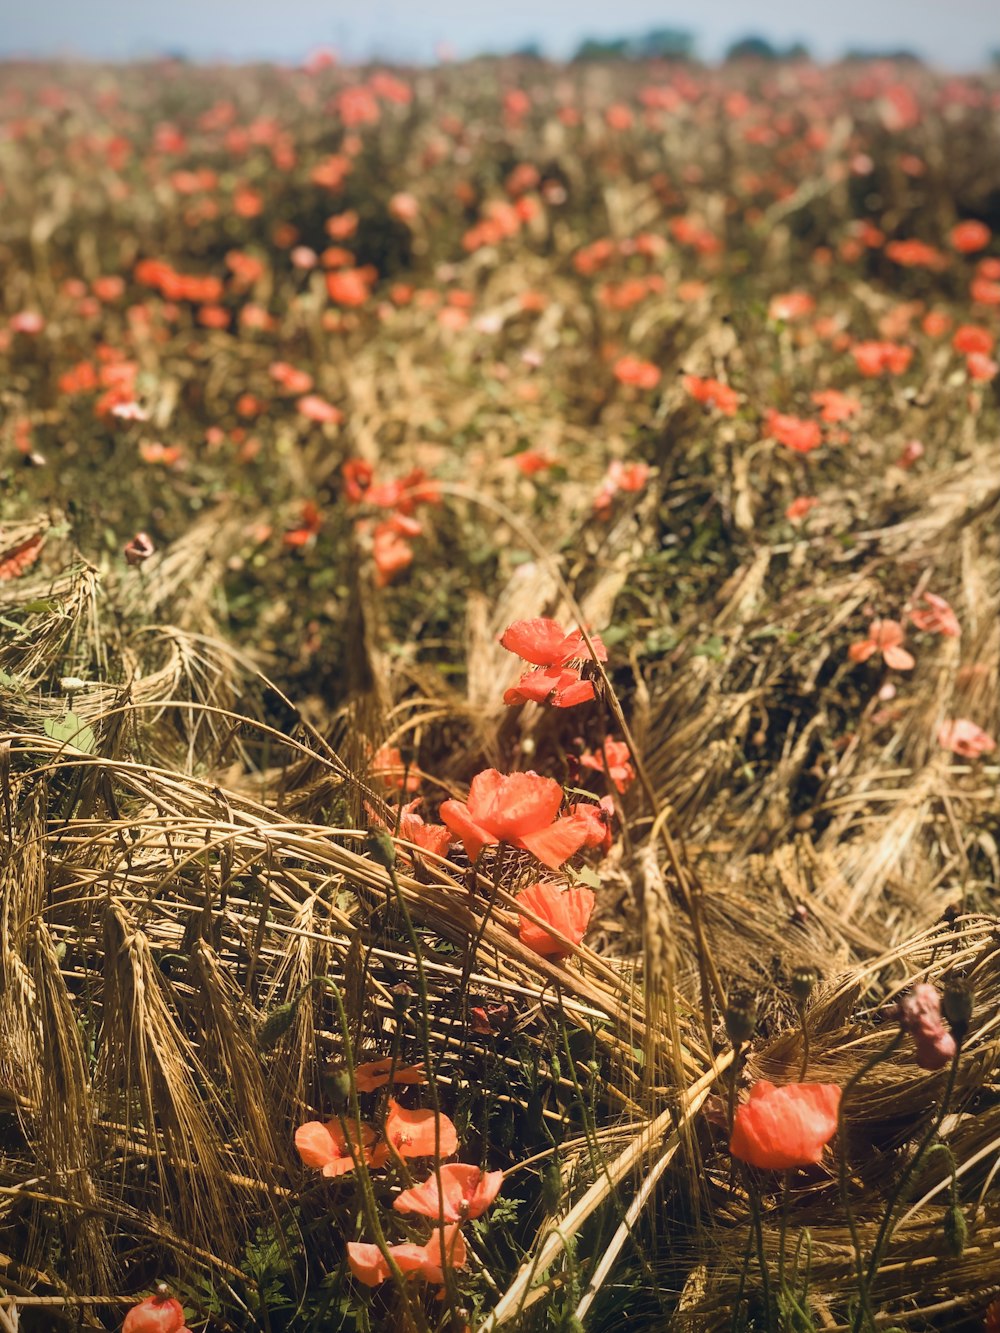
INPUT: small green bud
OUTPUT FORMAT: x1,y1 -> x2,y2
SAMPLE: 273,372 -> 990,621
943,1202 -> 967,1257
942,978 -> 974,1045
321,1067 -> 353,1113
542,1159 -> 563,1213
257,1000 -> 298,1049
365,827 -> 397,870
725,989 -> 758,1047
790,965 -> 818,1007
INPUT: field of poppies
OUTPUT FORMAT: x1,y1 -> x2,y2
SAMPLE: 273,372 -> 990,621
1,48 -> 999,1333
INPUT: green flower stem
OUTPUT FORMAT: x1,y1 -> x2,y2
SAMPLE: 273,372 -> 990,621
856,1043 -> 962,1330
311,974 -> 430,1333
748,1176 -> 773,1325
727,1040 -> 744,1137
837,1029 -> 904,1332
384,860 -> 464,1331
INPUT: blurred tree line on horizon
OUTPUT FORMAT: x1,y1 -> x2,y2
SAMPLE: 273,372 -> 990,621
509,28 -> 930,66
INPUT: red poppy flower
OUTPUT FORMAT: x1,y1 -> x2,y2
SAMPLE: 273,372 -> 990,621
347,1225 -> 466,1288
909,593 -> 960,638
297,395 -> 343,425
897,983 -> 957,1070
396,799 -> 452,857
848,619 -> 914,671
269,361 -> 314,394
503,665 -> 595,708
851,341 -> 913,377
439,770 -> 592,869
885,238 -> 947,270
952,325 -> 995,357
729,1080 -> 841,1170
683,374 -> 740,416
950,220 -> 991,254
515,880 -> 595,958
283,500 -> 323,548
566,797 -> 616,856
937,718 -> 996,759
325,267 -> 372,306
500,618 -> 607,667
354,1058 -> 427,1093
765,410 -> 822,454
972,276 -> 1000,306
768,291 -> 815,322
785,496 -> 818,523
294,1119 -> 387,1177
385,1099 -> 458,1159
10,310 -> 44,335
393,1163 -> 503,1221
922,310 -> 952,338
897,439 -> 924,469
967,352 -> 999,381
811,389 -> 860,423
613,356 -> 661,390
593,460 -> 652,517
514,449 -> 555,476
325,210 -> 359,240
371,744 -> 419,792
578,738 -> 635,793
372,522 -> 414,586
123,1294 -> 190,1333
345,1242 -> 391,1288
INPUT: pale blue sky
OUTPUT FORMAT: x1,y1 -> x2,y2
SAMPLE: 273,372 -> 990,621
1,0 -> 997,68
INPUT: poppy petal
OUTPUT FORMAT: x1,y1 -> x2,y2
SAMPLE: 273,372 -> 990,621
516,814 -> 592,870
347,1242 -> 391,1287
500,618 -> 572,666
438,799 -> 498,862
883,645 -> 915,671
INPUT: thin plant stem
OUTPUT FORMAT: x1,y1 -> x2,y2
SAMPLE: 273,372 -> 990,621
836,1029 -> 904,1332
748,1179 -> 773,1326
312,975 -> 430,1333
384,859 -> 465,1331
856,1044 -> 962,1330
797,1003 -> 810,1083
777,1168 -> 792,1300
729,1217 -> 756,1333
727,1040 -> 744,1136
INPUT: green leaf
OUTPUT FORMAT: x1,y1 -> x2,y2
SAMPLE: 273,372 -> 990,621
692,635 -> 725,661
44,712 -> 96,754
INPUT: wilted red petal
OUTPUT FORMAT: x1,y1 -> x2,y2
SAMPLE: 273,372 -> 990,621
354,1058 -> 427,1093
937,718 -> 996,758
515,881 -> 595,956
